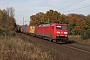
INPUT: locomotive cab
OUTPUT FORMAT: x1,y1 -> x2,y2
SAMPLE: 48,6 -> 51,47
55,24 -> 68,43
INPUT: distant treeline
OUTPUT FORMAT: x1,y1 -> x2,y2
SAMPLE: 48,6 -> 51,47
30,10 -> 90,39
0,7 -> 16,35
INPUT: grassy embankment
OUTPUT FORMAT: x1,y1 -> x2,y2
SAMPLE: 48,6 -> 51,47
69,35 -> 90,45
0,34 -> 61,60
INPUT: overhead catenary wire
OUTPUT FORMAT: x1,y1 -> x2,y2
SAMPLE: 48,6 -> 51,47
61,0 -> 86,9
67,0 -> 86,8
63,5 -> 90,13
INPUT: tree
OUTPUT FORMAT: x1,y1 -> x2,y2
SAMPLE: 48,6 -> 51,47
0,7 -> 16,33
81,14 -> 90,39
9,7 -> 15,17
30,10 -> 62,25
59,14 -> 68,24
30,12 -> 45,25
0,10 -> 3,20
85,14 -> 90,29
9,17 -> 16,31
6,7 -> 15,18
44,10 -> 61,23
66,14 -> 86,35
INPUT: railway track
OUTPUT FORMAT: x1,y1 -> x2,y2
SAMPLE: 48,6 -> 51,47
22,33 -> 90,54
20,34 -> 90,60
50,39 -> 90,54
63,44 -> 90,54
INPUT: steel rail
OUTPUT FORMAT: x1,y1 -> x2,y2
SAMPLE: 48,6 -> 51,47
63,45 -> 90,54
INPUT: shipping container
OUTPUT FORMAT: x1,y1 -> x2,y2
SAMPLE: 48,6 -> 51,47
30,26 -> 35,36
24,26 -> 27,33
30,26 -> 35,34
26,26 -> 30,34
20,26 -> 24,33
34,26 -> 39,36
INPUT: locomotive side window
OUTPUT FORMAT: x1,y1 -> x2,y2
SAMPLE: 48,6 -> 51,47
56,26 -> 67,30
56,26 -> 61,29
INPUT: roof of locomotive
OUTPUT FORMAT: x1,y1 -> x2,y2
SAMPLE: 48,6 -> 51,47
51,23 -> 67,26
39,23 -> 67,27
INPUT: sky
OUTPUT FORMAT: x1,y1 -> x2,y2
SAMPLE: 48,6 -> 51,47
0,0 -> 90,25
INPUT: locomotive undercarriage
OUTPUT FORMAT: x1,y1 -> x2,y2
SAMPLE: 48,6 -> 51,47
37,34 -> 68,43
55,36 -> 68,43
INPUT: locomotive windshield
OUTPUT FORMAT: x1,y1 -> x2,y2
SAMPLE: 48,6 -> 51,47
56,26 -> 67,30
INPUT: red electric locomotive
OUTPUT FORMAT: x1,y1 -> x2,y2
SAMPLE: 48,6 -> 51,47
36,23 -> 68,43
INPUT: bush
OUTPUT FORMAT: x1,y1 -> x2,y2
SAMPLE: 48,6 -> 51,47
8,31 -> 16,36
6,39 -> 16,49
0,28 -> 16,36
81,29 -> 90,40
0,29 -> 3,35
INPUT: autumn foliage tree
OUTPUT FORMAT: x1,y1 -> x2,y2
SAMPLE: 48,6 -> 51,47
81,14 -> 90,39
0,7 -> 16,35
30,12 -> 45,26
85,15 -> 90,29
66,14 -> 87,35
44,10 -> 61,23
30,10 -> 62,25
0,10 -> 3,20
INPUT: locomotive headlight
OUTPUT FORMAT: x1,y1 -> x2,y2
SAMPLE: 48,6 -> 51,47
64,32 -> 68,34
57,32 -> 60,34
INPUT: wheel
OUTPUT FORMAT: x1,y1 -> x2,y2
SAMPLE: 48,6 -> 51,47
49,38 -> 53,42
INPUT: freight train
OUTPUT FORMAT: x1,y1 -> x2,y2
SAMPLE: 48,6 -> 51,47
16,23 -> 68,43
